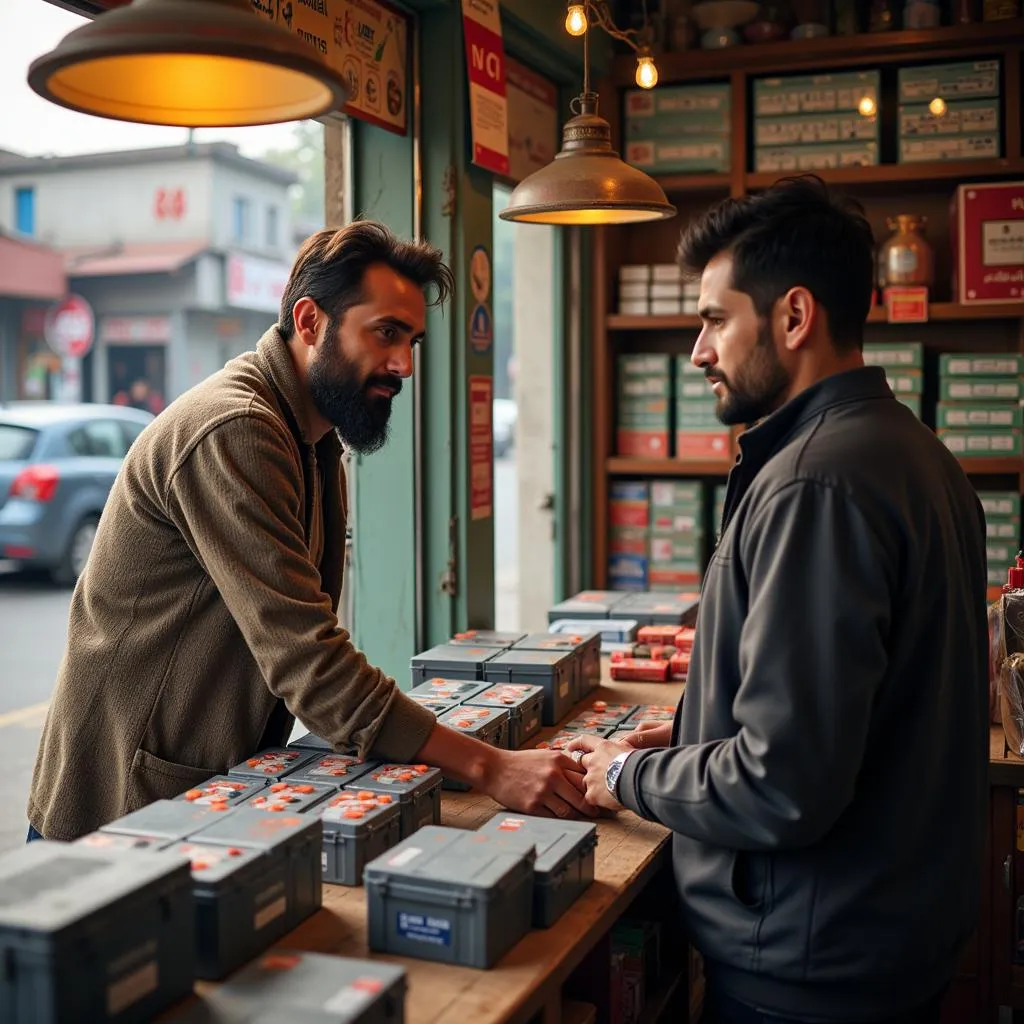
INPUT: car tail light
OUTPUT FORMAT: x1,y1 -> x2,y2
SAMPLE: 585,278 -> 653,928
10,464 -> 60,502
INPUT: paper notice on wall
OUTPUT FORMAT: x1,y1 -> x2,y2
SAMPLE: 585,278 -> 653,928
469,375 -> 494,520
461,0 -> 509,176
506,58 -> 559,184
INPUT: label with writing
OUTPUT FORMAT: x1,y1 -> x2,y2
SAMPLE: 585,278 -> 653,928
397,911 -> 452,946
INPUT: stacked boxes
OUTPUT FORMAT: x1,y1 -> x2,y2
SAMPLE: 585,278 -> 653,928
979,491 -> 1022,592
675,355 -> 730,460
617,354 -> 671,457
609,480 -> 650,591
623,82 -> 731,176
617,264 -> 700,317
898,60 -> 1002,164
648,481 -> 705,591
863,342 -> 924,418
936,353 -> 1024,457
753,71 -> 880,173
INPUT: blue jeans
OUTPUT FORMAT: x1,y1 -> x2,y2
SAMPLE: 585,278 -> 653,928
26,824 -> 43,842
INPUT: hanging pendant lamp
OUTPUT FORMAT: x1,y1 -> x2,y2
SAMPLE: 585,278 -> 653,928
27,0 -> 351,128
499,2 -> 675,226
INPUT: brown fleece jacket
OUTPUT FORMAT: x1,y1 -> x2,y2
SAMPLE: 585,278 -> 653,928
28,327 -> 435,840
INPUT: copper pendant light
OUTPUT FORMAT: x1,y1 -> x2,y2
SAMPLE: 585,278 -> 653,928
499,5 -> 675,226
27,0 -> 351,128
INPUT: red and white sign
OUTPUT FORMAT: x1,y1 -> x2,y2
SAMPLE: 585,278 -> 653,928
469,375 -> 494,521
101,316 -> 172,344
506,58 -> 559,185
885,286 -> 929,323
154,187 -> 187,220
226,254 -> 290,314
461,0 -> 509,176
45,294 -> 94,359
951,181 -> 1024,304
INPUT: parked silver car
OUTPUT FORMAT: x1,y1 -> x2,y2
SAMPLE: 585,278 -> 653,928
0,403 -> 153,584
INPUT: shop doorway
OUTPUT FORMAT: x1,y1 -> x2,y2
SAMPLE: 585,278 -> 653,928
107,345 -> 168,415
492,185 -> 558,632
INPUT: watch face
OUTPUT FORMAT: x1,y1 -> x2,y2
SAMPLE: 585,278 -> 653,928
606,752 -> 628,796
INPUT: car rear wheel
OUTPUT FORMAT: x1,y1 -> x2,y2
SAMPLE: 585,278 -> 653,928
52,516 -> 99,586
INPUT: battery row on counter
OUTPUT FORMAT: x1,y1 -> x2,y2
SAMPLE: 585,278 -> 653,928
0,592 -> 698,1022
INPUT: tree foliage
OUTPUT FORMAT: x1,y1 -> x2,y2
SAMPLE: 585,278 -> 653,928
258,121 -> 325,228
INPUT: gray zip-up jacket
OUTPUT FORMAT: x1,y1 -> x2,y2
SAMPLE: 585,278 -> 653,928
618,367 -> 988,1020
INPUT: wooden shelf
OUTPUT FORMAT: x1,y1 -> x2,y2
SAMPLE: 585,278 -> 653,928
957,458 -> 1023,476
607,314 -> 701,331
607,457 -> 732,477
748,158 -> 1024,190
612,20 -> 1024,84
654,173 -> 732,195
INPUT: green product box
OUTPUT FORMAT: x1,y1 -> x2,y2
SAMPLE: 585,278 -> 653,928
650,507 -> 703,533
937,402 -> 1022,429
619,399 -> 670,421
979,491 -> 1022,519
754,112 -> 878,148
898,98 -> 1000,138
863,342 -> 924,369
897,60 -> 1001,104
754,70 -> 879,116
886,370 -> 924,396
939,353 -> 1024,377
624,82 -> 730,122
986,517 -> 1020,541
626,111 -> 730,139
988,541 -> 1017,564
619,354 -> 672,378
609,526 -> 650,556
940,377 -> 1023,401
897,395 -> 922,418
650,533 -> 703,564
989,565 -> 1009,587
626,136 -> 730,175
676,405 -> 723,430
678,378 -> 715,400
899,133 -> 1001,163
675,358 -> 705,379
755,141 -> 878,173
650,480 -> 703,507
937,429 -> 1022,456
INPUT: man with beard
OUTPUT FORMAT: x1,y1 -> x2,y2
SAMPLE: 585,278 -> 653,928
569,177 -> 988,1023
28,221 -> 593,842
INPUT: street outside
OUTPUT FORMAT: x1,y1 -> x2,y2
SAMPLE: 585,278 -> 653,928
0,454 -> 518,852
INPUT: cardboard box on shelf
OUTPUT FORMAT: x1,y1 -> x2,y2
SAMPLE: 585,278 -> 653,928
753,70 -> 879,116
897,60 -> 1001,104
951,181 -> 1024,304
937,428 -> 1022,456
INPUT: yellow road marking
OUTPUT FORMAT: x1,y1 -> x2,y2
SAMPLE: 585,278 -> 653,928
0,702 -> 49,728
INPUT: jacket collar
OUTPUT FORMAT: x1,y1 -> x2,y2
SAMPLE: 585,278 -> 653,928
254,325 -> 318,446
737,365 -> 891,464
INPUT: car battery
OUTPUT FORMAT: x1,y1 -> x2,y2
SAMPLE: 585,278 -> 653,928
549,617 -> 639,649
174,775 -> 268,809
315,791 -> 403,886
407,695 -> 459,717
283,753 -> 381,788
349,764 -> 443,839
406,677 -> 490,703
449,629 -> 526,648
410,644 -> 498,685
610,592 -> 700,627
536,728 -> 614,750
228,747 -> 320,781
170,950 -> 406,1024
101,799 -> 237,843
547,590 -> 629,623
562,701 -> 639,732
513,631 -> 602,697
464,683 -> 545,748
189,808 -> 322,933
436,706 -> 512,791
365,825 -> 535,968
242,780 -> 335,814
629,704 -> 677,726
160,839 -> 292,981
609,656 -> 671,682
482,648 -> 577,726
75,831 -> 172,852
477,812 -> 598,927
0,840 -> 195,1024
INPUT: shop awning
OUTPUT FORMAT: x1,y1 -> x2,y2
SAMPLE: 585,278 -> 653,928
65,240 -> 209,278
0,232 -> 67,300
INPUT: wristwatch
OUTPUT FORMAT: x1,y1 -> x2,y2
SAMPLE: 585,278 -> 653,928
605,751 -> 633,801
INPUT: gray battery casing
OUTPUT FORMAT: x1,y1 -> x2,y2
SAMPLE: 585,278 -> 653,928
241,780 -> 335,814
609,592 -> 700,627
482,648 -> 577,726
535,727 -> 614,750
228,747 -> 320,781
463,684 -> 544,749
169,950 -> 406,1023
364,826 -> 535,968
406,677 -> 489,703
282,753 -> 380,788
476,813 -> 598,927
314,792 -> 403,886
547,591 -> 629,623
288,732 -> 333,750
75,831 -> 172,852
435,706 -> 511,791
513,632 -> 601,697
406,695 -> 459,717
448,629 -> 525,648
562,703 -> 639,732
172,775 -> 267,808
410,645 -> 498,685
0,841 -> 195,1023
101,799 -> 238,843
347,765 -> 443,839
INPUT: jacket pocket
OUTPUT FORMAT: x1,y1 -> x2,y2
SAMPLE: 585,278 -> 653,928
127,747 -> 219,808
730,850 -> 771,911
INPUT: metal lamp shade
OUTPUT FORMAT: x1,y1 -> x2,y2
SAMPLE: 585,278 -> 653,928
499,95 -> 676,225
27,0 -> 351,128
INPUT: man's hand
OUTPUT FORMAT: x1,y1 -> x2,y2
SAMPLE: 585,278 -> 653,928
482,748 -> 598,819
616,721 -> 672,750
565,733 -> 636,812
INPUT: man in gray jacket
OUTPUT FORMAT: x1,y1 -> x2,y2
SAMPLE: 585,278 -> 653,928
569,176 -> 988,1023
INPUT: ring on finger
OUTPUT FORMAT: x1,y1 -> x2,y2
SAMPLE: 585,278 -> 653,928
571,749 -> 584,764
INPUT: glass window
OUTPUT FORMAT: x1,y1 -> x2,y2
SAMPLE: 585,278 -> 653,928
232,196 -> 250,243
67,422 -> 128,458
14,186 -> 34,236
267,205 -> 279,247
0,425 -> 37,461
120,420 -> 147,450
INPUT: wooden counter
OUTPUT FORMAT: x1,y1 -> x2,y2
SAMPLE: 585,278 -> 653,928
185,679 -> 686,1024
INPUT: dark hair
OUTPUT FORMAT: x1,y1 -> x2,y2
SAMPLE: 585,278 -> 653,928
677,175 -> 875,352
279,220 -> 455,337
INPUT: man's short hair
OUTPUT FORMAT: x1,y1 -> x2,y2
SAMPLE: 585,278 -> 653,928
279,220 -> 454,337
677,175 -> 875,352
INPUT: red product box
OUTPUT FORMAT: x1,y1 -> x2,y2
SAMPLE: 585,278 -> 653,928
618,428 -> 670,458
638,625 -> 682,646
674,627 -> 696,652
670,652 -> 690,680
609,501 -> 650,529
649,566 -> 702,588
951,182 -> 1024,304
610,658 -> 671,683
676,430 -> 731,460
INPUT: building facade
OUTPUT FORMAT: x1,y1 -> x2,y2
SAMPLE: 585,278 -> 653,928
0,142 -> 299,406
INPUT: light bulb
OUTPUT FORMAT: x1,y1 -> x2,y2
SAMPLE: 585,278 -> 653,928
635,55 -> 658,90
565,4 -> 587,36
929,96 -> 947,117
858,95 -> 877,117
